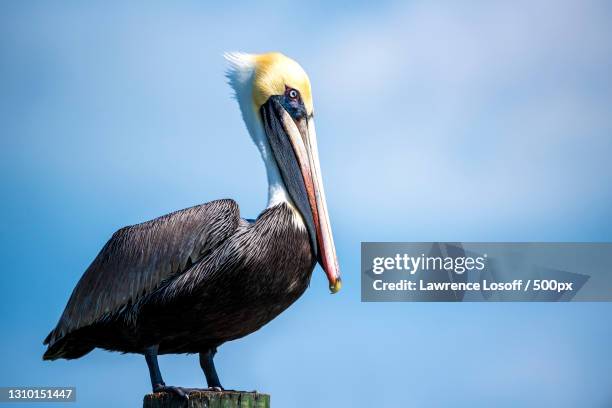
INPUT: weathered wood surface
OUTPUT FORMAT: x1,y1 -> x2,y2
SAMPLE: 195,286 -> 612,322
143,390 -> 270,408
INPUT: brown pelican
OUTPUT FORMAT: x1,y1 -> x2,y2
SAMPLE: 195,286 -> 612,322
43,52 -> 341,398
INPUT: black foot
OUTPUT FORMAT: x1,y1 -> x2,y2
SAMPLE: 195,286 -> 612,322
153,383 -> 191,400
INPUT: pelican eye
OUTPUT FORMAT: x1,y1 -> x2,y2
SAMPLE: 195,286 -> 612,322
287,89 -> 299,100
282,87 -> 305,119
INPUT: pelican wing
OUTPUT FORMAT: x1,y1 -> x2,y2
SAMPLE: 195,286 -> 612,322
44,199 -> 240,346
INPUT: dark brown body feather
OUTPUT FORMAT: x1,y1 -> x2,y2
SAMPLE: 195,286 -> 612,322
43,200 -> 314,359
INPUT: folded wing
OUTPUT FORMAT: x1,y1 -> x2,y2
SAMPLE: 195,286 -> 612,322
44,199 -> 240,350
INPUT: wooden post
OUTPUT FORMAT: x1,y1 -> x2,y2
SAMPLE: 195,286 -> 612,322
143,390 -> 270,408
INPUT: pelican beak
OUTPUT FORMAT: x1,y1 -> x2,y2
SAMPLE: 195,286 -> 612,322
261,98 -> 341,294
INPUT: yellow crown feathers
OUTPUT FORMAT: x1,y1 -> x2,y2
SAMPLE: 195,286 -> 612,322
251,52 -> 313,115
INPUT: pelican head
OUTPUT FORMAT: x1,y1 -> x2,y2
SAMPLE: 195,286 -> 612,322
225,52 -> 341,294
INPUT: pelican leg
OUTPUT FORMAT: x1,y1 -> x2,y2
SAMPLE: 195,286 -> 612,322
144,345 -> 189,400
199,348 -> 223,390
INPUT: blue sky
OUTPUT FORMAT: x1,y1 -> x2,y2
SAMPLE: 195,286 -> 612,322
1,1 -> 612,407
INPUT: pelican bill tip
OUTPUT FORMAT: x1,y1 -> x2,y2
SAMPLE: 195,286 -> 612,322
330,277 -> 342,294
